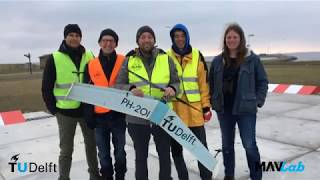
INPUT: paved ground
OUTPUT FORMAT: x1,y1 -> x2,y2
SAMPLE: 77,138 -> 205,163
0,93 -> 319,180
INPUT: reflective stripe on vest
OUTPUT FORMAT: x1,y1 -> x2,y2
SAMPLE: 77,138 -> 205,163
167,49 -> 183,99
88,54 -> 125,114
53,51 -> 94,109
128,54 -> 172,108
167,48 -> 201,102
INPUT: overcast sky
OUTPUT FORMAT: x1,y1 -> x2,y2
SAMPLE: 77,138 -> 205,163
1,1 -> 320,63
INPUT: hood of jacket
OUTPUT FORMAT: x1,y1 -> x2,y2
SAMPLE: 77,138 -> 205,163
170,24 -> 192,56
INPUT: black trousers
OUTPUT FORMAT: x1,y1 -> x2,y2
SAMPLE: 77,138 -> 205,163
170,126 -> 212,180
128,123 -> 172,180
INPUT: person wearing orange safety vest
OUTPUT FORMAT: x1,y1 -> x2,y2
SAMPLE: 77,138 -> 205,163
167,24 -> 213,180
83,29 -> 126,180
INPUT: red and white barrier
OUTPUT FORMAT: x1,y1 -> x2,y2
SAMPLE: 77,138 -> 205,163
268,84 -> 320,95
0,110 -> 25,126
0,86 -> 318,127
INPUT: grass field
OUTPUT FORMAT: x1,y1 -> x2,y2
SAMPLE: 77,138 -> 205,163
0,72 -> 46,112
263,61 -> 320,86
0,61 -> 319,113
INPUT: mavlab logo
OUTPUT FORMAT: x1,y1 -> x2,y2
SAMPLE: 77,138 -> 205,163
256,161 -> 305,173
8,153 -> 57,173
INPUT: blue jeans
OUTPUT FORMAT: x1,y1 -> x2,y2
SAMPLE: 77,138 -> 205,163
218,113 -> 262,180
95,116 -> 127,179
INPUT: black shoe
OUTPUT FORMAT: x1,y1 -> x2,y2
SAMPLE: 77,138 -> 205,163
224,176 -> 234,180
115,174 -> 125,180
101,175 -> 113,180
90,173 -> 104,180
101,174 -> 113,180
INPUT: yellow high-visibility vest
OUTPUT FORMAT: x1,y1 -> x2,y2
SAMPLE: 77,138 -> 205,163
128,53 -> 172,108
53,51 -> 93,109
167,48 -> 201,102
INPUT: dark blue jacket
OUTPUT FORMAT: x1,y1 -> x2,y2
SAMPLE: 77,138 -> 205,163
209,50 -> 268,114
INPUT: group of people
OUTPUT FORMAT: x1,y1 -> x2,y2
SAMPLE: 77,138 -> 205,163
42,23 -> 268,180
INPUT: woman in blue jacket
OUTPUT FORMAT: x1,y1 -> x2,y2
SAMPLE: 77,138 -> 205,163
209,23 -> 268,180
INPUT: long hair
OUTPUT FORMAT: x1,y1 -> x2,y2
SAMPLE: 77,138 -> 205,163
222,23 -> 247,67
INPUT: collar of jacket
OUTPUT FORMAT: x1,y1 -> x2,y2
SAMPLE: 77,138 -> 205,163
98,49 -> 117,62
222,48 -> 252,65
172,49 -> 193,64
171,44 -> 192,56
58,40 -> 85,56
130,47 -> 164,59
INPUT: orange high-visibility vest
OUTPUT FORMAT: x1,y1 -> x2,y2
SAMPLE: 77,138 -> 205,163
88,54 -> 125,113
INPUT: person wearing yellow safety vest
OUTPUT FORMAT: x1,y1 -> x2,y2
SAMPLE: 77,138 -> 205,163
167,24 -> 213,180
83,29 -> 127,180
115,26 -> 180,180
41,24 -> 101,180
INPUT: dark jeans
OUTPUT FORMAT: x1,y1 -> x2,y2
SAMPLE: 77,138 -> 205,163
128,123 -> 172,180
56,112 -> 99,180
170,126 -> 212,180
95,116 -> 127,179
218,113 -> 262,180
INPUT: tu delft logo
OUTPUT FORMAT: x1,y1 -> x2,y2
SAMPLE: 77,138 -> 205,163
8,153 -> 57,173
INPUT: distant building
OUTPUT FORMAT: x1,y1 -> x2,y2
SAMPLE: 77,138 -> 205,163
39,54 -> 51,69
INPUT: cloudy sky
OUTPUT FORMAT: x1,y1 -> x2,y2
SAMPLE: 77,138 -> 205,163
1,1 -> 319,63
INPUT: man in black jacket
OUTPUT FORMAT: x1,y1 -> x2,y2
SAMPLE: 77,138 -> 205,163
41,24 -> 101,180
83,29 -> 127,180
